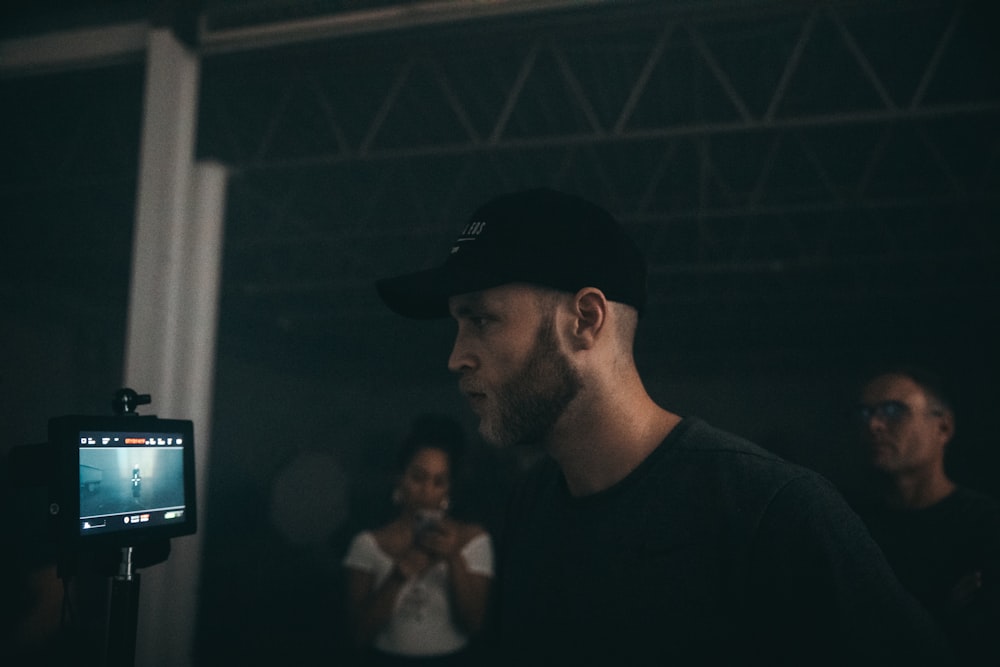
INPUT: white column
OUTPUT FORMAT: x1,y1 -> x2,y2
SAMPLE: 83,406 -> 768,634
123,27 -> 227,667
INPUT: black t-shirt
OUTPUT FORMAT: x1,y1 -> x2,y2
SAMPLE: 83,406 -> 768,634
863,487 -> 1000,666
489,418 -> 952,666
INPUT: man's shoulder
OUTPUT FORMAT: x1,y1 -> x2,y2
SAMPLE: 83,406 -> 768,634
668,417 -> 817,481
673,418 -> 778,457
519,417 -> 820,486
946,485 -> 1000,532
951,485 -> 1000,511
649,418 -> 856,522
508,418 -> 836,518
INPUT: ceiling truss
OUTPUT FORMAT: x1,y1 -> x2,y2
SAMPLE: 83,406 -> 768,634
196,0 -> 998,326
2,0 -> 998,343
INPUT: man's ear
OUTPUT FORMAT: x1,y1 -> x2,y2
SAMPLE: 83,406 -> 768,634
570,288 -> 607,350
937,409 -> 956,447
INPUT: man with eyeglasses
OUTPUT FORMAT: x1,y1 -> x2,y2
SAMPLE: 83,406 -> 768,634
857,367 -> 1000,666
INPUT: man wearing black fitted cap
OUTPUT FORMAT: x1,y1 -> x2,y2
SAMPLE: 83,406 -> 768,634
376,187 -> 953,665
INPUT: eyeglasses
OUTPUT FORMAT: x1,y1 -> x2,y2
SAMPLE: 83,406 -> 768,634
855,400 -> 911,423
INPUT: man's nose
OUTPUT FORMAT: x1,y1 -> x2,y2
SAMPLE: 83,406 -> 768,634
864,413 -> 890,432
447,336 -> 474,374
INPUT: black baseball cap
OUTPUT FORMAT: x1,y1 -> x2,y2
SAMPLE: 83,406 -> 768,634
375,187 -> 647,319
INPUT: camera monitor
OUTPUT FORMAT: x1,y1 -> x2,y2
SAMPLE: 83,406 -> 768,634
49,415 -> 197,548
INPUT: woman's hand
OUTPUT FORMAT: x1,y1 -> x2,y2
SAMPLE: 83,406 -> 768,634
416,518 -> 462,560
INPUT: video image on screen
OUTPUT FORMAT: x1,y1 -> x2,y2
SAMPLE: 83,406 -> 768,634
78,438 -> 186,536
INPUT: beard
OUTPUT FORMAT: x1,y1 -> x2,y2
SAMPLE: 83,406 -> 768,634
478,316 -> 583,447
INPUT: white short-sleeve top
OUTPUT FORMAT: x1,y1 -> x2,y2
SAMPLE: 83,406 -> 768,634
343,530 -> 494,656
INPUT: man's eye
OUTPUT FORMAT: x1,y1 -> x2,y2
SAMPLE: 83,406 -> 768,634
882,402 -> 906,418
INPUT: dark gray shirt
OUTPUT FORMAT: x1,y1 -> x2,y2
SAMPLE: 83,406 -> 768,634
491,418 -> 953,665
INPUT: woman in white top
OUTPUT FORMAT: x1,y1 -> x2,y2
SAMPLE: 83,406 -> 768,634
343,415 -> 494,666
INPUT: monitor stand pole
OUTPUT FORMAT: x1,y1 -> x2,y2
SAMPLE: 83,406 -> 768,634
106,546 -> 140,667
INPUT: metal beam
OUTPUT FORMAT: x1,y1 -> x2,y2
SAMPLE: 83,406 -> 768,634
0,22 -> 148,78
198,0 -> 620,55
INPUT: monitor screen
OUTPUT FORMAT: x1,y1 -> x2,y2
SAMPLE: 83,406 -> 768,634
78,429 -> 188,537
49,415 -> 197,547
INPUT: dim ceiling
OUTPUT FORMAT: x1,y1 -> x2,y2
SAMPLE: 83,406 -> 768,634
2,0 -> 998,369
